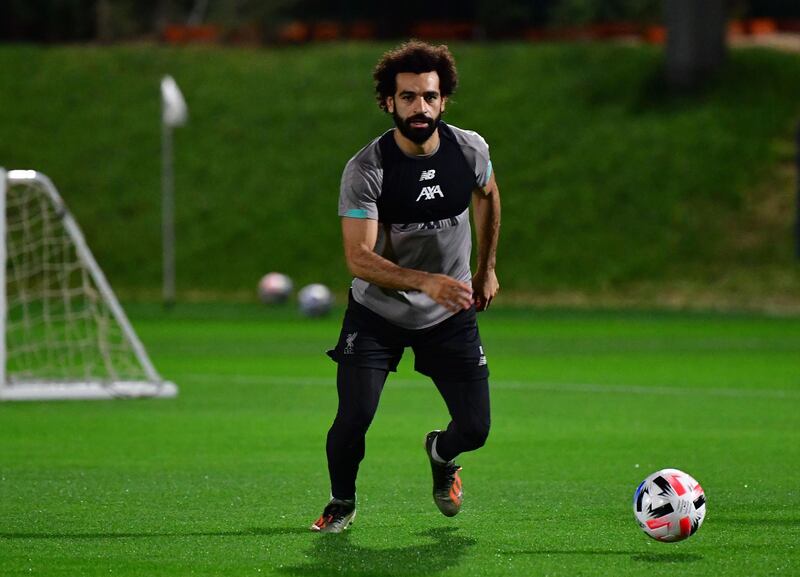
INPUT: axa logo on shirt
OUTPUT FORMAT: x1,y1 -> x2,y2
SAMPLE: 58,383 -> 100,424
419,169 -> 436,181
416,184 -> 444,202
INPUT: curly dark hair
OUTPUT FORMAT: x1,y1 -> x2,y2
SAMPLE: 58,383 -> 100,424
373,40 -> 458,112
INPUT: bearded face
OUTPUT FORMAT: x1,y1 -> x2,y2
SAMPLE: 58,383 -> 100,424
392,109 -> 441,145
388,71 -> 446,148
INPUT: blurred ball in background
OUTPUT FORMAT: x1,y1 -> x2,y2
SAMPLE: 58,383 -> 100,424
258,272 -> 293,304
298,283 -> 333,317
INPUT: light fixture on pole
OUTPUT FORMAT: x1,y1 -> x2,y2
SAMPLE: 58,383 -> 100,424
160,75 -> 187,307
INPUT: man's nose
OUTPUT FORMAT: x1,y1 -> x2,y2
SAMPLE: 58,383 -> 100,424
413,96 -> 430,114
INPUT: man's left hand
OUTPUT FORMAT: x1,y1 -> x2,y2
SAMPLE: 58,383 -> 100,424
472,269 -> 499,312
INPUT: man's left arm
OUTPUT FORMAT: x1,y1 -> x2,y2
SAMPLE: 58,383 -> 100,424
472,171 -> 501,311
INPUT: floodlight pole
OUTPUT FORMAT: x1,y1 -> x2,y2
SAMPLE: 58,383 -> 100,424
796,122 -> 800,260
160,75 -> 187,308
162,120 -> 176,307
0,168 -> 6,388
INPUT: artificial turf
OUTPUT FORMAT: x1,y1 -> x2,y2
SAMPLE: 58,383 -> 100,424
0,303 -> 798,576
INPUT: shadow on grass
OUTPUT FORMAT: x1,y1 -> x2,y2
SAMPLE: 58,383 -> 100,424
714,516 -> 800,527
501,550 -> 703,563
0,526 -> 476,575
631,553 -> 704,563
0,527 -> 308,539
278,527 -> 477,577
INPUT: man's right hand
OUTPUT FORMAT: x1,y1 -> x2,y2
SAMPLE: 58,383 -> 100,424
342,218 -> 472,313
420,274 -> 473,313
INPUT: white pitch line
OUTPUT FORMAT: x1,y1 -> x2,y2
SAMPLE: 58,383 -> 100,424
180,373 -> 800,400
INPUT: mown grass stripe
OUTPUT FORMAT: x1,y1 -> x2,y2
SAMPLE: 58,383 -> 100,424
179,373 -> 800,399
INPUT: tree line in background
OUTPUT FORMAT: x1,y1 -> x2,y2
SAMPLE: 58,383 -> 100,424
1,0 -> 798,42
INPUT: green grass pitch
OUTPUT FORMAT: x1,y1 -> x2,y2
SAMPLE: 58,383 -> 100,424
1,303 -> 798,576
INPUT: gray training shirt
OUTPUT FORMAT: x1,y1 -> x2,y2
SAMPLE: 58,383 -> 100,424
338,122 -> 492,330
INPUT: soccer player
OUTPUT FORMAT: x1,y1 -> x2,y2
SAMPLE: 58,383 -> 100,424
311,40 -> 501,533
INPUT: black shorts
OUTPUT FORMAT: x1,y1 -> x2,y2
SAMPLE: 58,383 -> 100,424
327,293 -> 489,381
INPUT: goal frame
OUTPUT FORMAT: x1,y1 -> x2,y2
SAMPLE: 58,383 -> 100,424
0,168 -> 177,401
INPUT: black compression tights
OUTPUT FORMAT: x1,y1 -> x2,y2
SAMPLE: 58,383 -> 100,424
326,364 -> 490,501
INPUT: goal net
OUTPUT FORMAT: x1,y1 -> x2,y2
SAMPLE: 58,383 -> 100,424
0,168 -> 176,400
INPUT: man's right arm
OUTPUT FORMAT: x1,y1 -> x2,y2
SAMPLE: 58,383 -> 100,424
342,217 -> 472,313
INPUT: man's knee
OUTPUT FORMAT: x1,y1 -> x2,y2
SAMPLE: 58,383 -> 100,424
461,419 -> 490,451
331,407 -> 375,438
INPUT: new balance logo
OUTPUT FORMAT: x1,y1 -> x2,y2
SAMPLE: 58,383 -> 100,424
344,332 -> 358,355
419,169 -> 436,181
416,185 -> 444,202
478,346 -> 487,366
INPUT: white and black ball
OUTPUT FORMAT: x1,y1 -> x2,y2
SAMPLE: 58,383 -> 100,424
633,468 -> 706,542
298,283 -> 333,317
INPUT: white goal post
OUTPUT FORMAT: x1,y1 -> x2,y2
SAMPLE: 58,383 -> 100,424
0,168 -> 177,401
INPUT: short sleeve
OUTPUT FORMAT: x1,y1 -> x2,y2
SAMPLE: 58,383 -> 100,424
338,157 -> 382,220
469,132 -> 492,189
448,125 -> 492,189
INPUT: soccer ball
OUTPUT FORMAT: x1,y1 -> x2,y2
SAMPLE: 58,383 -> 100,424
298,283 -> 333,317
633,468 -> 706,542
258,272 -> 293,304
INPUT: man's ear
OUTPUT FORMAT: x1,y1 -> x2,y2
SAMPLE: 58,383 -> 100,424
441,96 -> 447,114
386,96 -> 395,114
